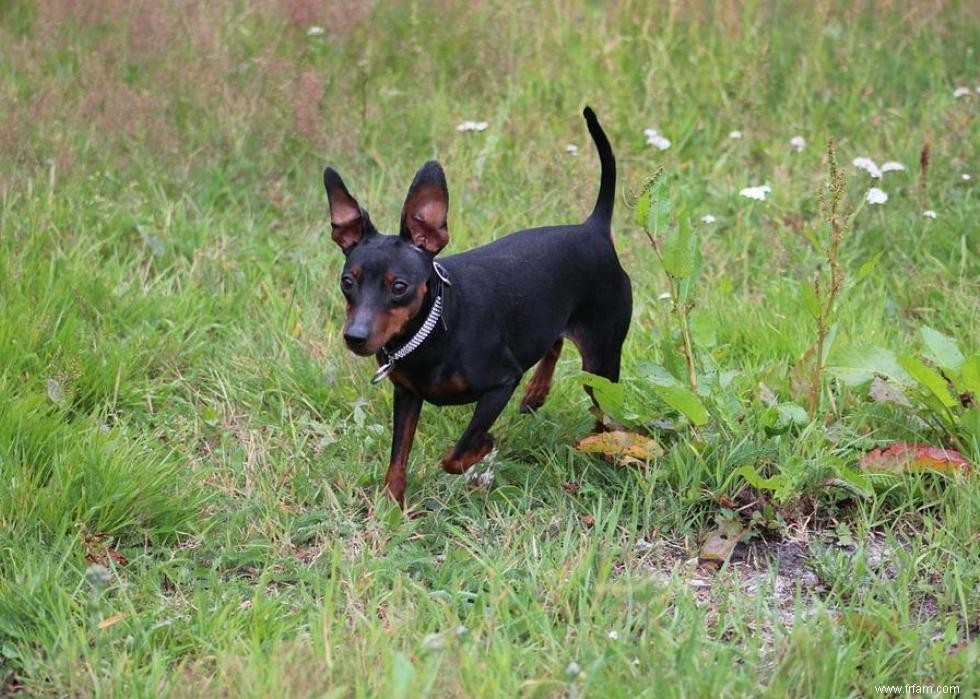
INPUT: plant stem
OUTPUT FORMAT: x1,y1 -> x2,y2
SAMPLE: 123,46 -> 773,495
808,138 -> 846,419
675,290 -> 698,393
647,232 -> 698,393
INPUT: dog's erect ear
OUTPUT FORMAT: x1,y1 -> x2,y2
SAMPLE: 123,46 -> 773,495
324,167 -> 368,253
400,161 -> 449,255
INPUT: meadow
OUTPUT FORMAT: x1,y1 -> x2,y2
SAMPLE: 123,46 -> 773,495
0,0 -> 977,696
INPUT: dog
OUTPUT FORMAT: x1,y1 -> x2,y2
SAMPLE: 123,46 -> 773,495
323,107 -> 631,506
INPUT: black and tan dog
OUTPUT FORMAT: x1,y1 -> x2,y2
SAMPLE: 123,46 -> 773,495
323,107 -> 631,506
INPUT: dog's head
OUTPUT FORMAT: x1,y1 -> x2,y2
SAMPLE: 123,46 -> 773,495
323,162 -> 449,356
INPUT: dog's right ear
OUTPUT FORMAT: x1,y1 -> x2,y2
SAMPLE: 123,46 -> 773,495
324,167 -> 367,254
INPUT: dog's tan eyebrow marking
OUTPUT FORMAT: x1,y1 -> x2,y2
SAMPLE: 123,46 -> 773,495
384,272 -> 396,285
350,267 -> 363,279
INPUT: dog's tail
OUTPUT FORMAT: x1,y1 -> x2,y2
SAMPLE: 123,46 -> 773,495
583,106 -> 615,227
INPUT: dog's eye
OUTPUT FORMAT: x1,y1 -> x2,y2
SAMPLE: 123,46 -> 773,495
391,280 -> 409,296
340,276 -> 355,293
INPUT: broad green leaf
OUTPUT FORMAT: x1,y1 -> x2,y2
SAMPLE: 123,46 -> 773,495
960,354 -> 980,396
961,408 -> 980,441
734,465 -> 785,491
662,218 -> 696,278
640,362 -> 681,386
898,354 -> 956,408
832,467 -> 873,499
582,372 -> 625,421
676,233 -> 703,302
799,280 -> 822,319
638,363 -> 709,424
689,308 -> 717,348
649,345 -> 687,387
760,403 -> 809,435
646,176 -> 671,236
826,344 -> 913,388
652,384 -> 709,425
920,326 -> 965,372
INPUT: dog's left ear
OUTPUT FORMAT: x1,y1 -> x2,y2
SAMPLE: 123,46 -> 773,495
400,161 -> 449,255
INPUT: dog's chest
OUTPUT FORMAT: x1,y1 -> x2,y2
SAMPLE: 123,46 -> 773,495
387,364 -> 478,405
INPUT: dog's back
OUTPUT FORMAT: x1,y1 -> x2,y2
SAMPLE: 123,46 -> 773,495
439,107 -> 631,377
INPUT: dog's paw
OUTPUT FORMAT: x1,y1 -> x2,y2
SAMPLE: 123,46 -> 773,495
441,433 -> 495,474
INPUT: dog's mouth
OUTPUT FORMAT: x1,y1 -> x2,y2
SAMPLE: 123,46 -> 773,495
345,339 -> 379,356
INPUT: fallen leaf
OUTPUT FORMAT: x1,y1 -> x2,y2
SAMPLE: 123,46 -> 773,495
97,613 -> 126,630
106,548 -> 129,566
699,519 -> 747,564
868,376 -> 912,407
859,442 -> 972,475
562,482 -> 579,493
575,430 -> 663,463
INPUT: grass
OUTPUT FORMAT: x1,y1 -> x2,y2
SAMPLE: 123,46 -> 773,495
0,0 -> 978,696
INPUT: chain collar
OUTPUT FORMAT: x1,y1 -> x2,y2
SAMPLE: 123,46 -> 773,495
370,262 -> 451,384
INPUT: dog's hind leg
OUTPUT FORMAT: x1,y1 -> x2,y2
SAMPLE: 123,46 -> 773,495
519,338 -> 564,413
567,281 -> 631,431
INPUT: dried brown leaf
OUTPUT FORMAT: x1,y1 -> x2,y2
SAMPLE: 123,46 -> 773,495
699,519 -> 747,563
574,431 -> 663,463
859,442 -> 972,475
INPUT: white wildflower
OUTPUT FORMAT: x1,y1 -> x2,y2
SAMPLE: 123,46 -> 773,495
565,144 -> 578,155
953,87 -> 972,98
644,128 -> 671,151
456,120 -> 488,132
853,157 -> 882,179
922,210 -> 937,219
790,136 -> 805,152
658,292 -> 672,301
866,187 -> 888,205
565,662 -> 582,678
729,130 -> 743,139
700,214 -> 716,224
607,630 -> 619,640
962,174 -> 972,181
880,161 -> 906,173
307,26 -> 325,36
739,184 -> 772,201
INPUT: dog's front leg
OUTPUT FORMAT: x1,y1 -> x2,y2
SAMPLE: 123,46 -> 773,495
441,382 -> 518,475
385,386 -> 423,507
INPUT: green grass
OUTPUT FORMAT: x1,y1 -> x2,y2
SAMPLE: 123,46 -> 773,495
1,0 -> 978,696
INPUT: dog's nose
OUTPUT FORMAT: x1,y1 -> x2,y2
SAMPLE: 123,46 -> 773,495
344,329 -> 369,348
